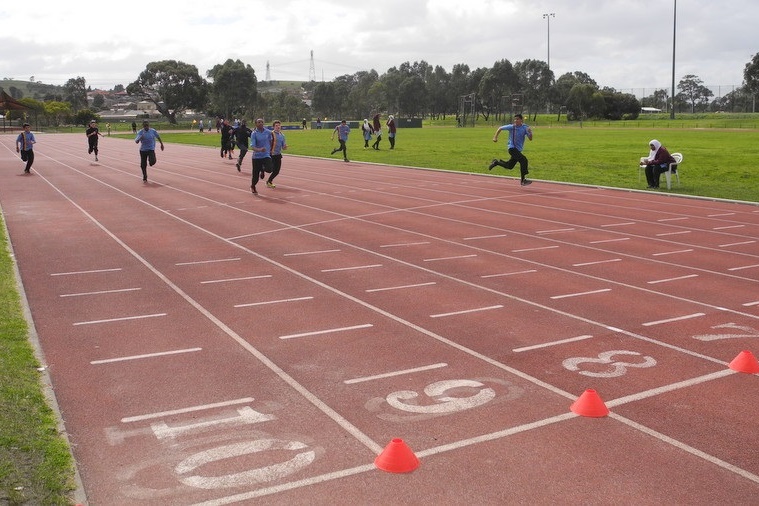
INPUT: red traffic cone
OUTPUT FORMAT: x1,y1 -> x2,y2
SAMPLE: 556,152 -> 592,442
570,389 -> 609,417
729,350 -> 759,374
375,438 -> 420,473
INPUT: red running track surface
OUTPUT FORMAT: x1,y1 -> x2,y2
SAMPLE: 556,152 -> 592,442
2,133 -> 759,505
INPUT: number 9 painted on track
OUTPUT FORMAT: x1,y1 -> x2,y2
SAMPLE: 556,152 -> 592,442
385,379 -> 496,414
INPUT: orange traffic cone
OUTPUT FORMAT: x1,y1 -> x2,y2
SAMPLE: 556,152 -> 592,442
728,350 -> 759,374
570,389 -> 609,417
375,438 -> 420,473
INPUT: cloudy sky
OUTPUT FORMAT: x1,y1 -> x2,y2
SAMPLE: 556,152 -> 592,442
1,0 -> 756,97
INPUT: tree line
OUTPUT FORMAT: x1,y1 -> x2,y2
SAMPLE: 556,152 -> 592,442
4,53 -> 759,126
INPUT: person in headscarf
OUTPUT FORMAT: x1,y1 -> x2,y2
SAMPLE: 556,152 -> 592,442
361,119 -> 372,148
386,114 -> 397,149
371,113 -> 382,150
641,139 -> 676,189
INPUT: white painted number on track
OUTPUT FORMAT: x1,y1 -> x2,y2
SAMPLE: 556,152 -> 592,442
175,439 -> 315,489
693,323 -> 759,342
562,350 -> 657,377
386,379 -> 496,414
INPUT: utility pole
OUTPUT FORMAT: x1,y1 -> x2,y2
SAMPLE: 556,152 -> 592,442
670,0 -> 677,119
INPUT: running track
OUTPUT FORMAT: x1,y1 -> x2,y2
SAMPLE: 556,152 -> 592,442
1,133 -> 759,505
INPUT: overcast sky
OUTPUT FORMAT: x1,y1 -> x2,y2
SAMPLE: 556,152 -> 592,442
1,0 -> 756,97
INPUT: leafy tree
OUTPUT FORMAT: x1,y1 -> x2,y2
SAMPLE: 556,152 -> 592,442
44,101 -> 72,126
312,81 -> 338,119
127,60 -> 208,124
92,94 -> 105,109
398,75 -> 427,118
478,59 -> 519,121
63,77 -> 88,112
598,87 -> 640,120
207,59 -> 257,119
514,59 -> 553,118
742,52 -> 759,96
73,109 -> 100,126
427,65 -> 451,119
677,74 -> 713,113
640,89 -> 669,110
113,84 -> 125,93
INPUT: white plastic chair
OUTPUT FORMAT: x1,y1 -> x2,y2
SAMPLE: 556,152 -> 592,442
664,152 -> 683,190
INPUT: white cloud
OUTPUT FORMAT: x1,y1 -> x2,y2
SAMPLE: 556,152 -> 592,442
1,0 -> 756,95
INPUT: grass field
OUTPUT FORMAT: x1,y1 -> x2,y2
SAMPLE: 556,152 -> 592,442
140,122 -> 759,203
2,116 -> 758,505
0,216 -> 76,505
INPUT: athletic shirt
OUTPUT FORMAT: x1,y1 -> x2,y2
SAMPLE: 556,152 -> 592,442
250,128 -> 273,159
272,131 -> 286,155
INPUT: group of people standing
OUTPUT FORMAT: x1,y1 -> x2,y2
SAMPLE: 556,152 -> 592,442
332,113 -> 397,162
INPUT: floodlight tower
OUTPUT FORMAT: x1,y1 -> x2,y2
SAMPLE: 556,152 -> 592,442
265,61 -> 271,82
542,13 -> 555,71
309,50 -> 316,82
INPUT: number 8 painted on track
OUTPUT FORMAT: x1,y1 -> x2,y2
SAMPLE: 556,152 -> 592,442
562,350 -> 657,378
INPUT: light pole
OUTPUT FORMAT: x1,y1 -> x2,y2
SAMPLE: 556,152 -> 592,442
543,13 -> 555,71
670,0 -> 677,119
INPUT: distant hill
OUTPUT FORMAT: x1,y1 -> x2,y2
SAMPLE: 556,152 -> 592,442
0,79 -> 64,100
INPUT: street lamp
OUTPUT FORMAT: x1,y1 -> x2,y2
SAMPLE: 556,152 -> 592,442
670,0 -> 677,119
543,13 -> 555,71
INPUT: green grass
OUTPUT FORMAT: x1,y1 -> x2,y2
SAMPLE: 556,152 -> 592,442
125,120 -> 759,203
0,216 -> 77,505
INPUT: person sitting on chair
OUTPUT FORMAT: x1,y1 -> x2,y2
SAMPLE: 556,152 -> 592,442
641,139 -> 676,189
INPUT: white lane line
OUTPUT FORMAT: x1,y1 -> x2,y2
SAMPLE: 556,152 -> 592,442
655,230 -> 691,237
91,347 -> 202,364
647,274 -> 699,284
612,412 -> 759,486
652,248 -> 693,256
481,269 -> 537,278
572,258 -> 622,267
431,305 -> 503,318
642,312 -> 706,327
51,267 -> 122,276
537,228 -> 575,234
512,245 -> 560,253
707,213 -> 736,217
379,241 -> 430,248
60,287 -> 141,297
344,363 -> 448,384
423,254 -> 478,262
121,397 -> 255,423
728,264 -> 759,271
201,275 -> 272,284
365,282 -> 437,293
283,249 -> 341,256
600,222 -> 636,227
175,257 -> 241,266
589,237 -> 630,244
609,369 -> 735,407
550,288 -> 611,300
321,264 -> 382,272
719,240 -> 756,248
713,224 -> 745,230
235,296 -> 314,308
743,300 -> 759,307
512,335 -> 594,353
463,234 -> 508,241
657,217 -> 689,222
73,313 -> 167,326
279,323 -> 373,340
